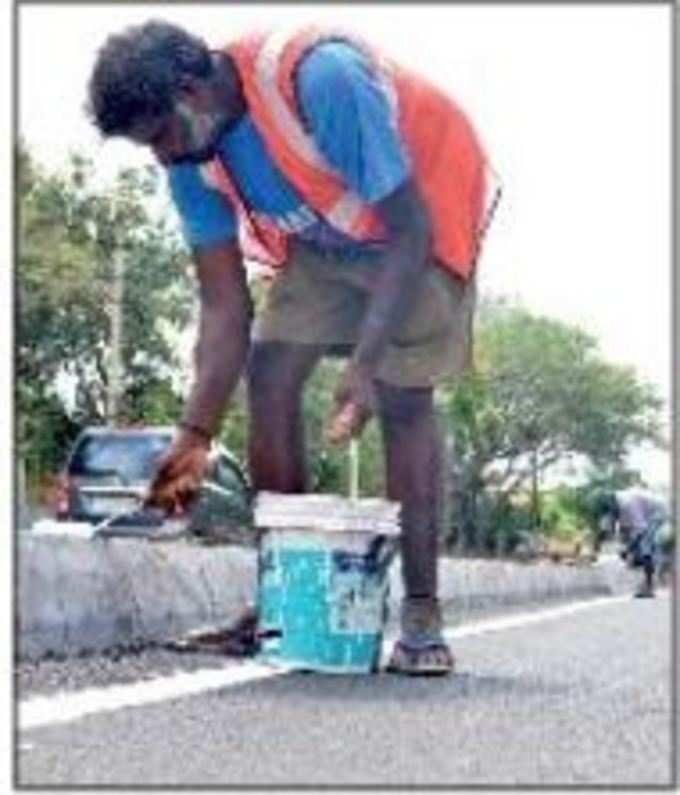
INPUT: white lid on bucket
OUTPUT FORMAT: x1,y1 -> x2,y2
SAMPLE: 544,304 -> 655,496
254,493 -> 401,535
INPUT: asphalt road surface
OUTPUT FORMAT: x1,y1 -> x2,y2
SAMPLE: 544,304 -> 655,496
16,593 -> 674,787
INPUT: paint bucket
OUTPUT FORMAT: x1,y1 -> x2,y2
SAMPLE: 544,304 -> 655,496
254,493 -> 400,674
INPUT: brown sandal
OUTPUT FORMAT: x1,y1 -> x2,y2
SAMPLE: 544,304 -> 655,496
386,640 -> 455,676
385,597 -> 455,675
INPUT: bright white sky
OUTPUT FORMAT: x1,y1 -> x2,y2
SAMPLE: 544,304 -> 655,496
17,3 -> 672,488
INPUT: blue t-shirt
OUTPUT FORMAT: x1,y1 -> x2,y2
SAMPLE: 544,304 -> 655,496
167,41 -> 410,257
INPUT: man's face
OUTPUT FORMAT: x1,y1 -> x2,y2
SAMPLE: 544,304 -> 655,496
128,94 -> 229,166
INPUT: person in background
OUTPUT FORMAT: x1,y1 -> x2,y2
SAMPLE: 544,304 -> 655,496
87,20 -> 499,674
596,489 -> 669,598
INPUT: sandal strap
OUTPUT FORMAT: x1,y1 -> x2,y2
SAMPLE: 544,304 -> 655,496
397,635 -> 448,651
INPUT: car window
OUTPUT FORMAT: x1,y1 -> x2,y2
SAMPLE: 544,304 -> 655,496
69,434 -> 172,483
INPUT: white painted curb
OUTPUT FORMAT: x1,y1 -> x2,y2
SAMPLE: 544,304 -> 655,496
17,535 -> 256,661
16,534 -> 638,661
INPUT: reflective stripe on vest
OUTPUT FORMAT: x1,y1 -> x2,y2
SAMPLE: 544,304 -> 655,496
248,26 -> 386,240
201,157 -> 288,266
213,27 -> 494,278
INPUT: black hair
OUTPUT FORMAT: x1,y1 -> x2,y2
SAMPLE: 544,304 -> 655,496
87,20 -> 213,137
593,492 -> 620,521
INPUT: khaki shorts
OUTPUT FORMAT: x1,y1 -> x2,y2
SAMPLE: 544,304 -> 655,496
253,241 -> 477,388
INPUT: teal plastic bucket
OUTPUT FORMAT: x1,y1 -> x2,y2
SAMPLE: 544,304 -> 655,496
254,494 -> 400,674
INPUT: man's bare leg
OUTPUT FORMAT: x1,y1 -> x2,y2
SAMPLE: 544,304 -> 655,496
376,380 -> 453,674
247,340 -> 325,493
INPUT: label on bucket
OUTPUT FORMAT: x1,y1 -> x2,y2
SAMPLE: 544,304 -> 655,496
329,550 -> 386,634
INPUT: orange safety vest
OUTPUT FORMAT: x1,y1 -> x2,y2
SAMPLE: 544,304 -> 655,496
201,26 -> 495,280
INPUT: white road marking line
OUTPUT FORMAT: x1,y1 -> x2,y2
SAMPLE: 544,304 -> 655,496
19,663 -> 286,731
379,594 -> 639,664
443,594 -> 636,641
19,593 -> 652,732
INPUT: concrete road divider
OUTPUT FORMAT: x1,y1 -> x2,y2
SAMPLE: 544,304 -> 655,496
16,534 -> 639,662
17,535 -> 256,661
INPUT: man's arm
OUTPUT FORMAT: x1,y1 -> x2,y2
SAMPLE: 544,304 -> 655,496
147,242 -> 251,510
327,179 -> 431,442
181,242 -> 251,436
352,179 -> 431,371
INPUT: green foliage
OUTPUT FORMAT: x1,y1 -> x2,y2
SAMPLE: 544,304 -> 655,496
580,464 -> 643,500
18,391 -> 80,488
441,297 -> 664,553
541,487 -> 586,542
476,493 -> 533,556
122,377 -> 184,426
17,144 -> 193,479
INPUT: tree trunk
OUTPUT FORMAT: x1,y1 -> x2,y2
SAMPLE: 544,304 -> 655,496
462,489 -> 480,554
530,448 -> 541,529
107,251 -> 124,423
442,433 -> 458,552
17,454 -> 28,529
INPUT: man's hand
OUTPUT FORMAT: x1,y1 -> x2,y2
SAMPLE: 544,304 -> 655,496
325,361 -> 376,444
146,430 -> 211,514
325,181 -> 431,445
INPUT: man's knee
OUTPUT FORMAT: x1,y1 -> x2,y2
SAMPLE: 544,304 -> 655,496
247,342 -> 320,409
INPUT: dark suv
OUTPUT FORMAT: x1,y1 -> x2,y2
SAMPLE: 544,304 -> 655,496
54,426 -> 253,543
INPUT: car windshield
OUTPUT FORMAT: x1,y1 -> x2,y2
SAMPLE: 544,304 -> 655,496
69,434 -> 172,483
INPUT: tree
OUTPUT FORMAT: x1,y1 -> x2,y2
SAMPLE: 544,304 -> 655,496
17,145 -> 194,485
441,298 -> 665,553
